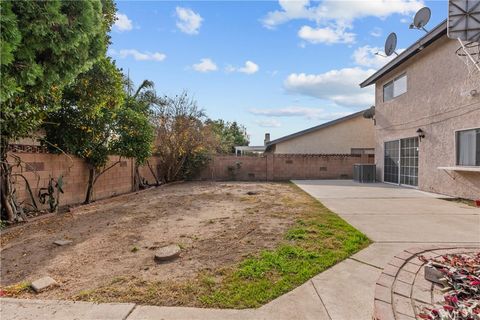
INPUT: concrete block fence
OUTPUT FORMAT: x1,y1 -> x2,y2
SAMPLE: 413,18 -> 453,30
195,154 -> 374,181
7,144 -> 374,211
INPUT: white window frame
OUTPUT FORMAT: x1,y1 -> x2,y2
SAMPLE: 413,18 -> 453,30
455,127 -> 480,167
383,73 -> 407,102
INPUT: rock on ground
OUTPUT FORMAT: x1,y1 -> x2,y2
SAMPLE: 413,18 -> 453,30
53,240 -> 73,246
31,276 -> 57,293
154,244 -> 181,262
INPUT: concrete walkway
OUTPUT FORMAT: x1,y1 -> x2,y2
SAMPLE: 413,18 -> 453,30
1,180 -> 479,320
292,180 -> 480,320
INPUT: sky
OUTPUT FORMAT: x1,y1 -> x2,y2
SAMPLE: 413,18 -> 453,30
109,0 -> 447,145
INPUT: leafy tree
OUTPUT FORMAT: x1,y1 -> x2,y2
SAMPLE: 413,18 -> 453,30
0,0 -> 115,221
206,119 -> 249,154
152,92 -> 218,182
116,79 -> 160,190
43,58 -> 125,204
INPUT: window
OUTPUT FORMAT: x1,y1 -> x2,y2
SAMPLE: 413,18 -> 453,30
383,74 -> 407,101
456,128 -> 480,166
351,148 -> 375,155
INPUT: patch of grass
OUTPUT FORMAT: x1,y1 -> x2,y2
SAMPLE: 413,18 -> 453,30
285,228 -> 307,240
1,281 -> 32,297
75,183 -> 370,308
198,184 -> 370,308
131,246 -> 139,253
445,198 -> 478,207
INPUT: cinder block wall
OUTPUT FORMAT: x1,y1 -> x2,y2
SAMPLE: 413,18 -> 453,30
8,150 -> 134,209
196,154 -> 374,181
7,146 -> 374,211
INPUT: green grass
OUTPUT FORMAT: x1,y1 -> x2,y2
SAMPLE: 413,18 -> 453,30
445,198 -> 478,208
75,183 -> 370,308
198,184 -> 370,308
1,281 -> 32,296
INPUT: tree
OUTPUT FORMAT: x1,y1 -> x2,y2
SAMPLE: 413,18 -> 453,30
43,58 -> 125,204
206,119 -> 249,154
0,0 -> 115,221
152,92 -> 218,183
116,79 -> 160,190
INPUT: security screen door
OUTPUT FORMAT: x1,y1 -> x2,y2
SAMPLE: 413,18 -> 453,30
384,137 -> 419,187
384,140 -> 400,184
399,137 -> 419,186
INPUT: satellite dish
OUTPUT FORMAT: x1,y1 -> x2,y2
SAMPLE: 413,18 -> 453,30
412,7 -> 431,32
385,32 -> 398,56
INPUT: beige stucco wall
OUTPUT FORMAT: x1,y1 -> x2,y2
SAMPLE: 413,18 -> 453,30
273,115 -> 375,154
374,35 -> 480,199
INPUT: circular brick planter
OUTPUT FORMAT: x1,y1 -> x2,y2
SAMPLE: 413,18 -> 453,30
372,245 -> 480,320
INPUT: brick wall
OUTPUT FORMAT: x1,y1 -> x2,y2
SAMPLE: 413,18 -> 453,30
7,149 -> 374,211
196,154 -> 374,181
138,157 -> 162,185
8,151 -> 135,209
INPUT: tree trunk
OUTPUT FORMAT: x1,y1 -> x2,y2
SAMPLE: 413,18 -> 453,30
84,167 -> 95,204
1,150 -> 15,222
146,160 -> 160,186
133,164 -> 140,191
1,175 -> 15,222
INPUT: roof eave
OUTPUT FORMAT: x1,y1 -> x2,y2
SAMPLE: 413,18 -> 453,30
359,20 -> 447,88
266,109 -> 368,148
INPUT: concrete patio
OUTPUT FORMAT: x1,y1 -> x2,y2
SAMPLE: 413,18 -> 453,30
1,180 -> 479,320
292,180 -> 480,320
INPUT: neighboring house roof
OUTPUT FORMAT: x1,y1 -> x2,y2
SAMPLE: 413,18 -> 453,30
265,109 -> 369,151
360,20 -> 447,88
234,145 -> 266,152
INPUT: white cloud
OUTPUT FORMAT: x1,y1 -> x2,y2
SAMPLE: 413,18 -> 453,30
262,0 -> 424,28
262,0 -> 313,29
370,27 -> 382,37
176,7 -> 203,35
192,58 -> 218,72
298,25 -> 355,44
226,61 -> 259,74
262,0 -> 423,44
250,106 -> 351,121
114,13 -> 133,32
352,45 -> 406,68
238,61 -> 259,74
113,49 -> 166,61
255,119 -> 282,128
284,67 -> 376,108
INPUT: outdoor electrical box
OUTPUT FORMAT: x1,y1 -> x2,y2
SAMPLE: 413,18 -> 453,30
353,164 -> 376,183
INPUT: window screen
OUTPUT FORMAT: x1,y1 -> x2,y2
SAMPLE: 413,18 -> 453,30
383,74 -> 407,101
351,148 -> 375,155
394,74 -> 407,96
456,128 -> 480,166
383,81 -> 394,101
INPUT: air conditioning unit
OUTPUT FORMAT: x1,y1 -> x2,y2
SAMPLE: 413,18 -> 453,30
353,164 -> 376,183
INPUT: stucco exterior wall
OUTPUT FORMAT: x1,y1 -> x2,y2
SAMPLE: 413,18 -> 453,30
374,35 -> 480,199
272,115 -> 375,154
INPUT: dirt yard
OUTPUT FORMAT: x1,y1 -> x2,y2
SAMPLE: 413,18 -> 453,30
1,182 -> 302,301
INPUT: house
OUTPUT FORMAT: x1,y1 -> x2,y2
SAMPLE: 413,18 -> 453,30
234,133 -> 270,156
360,20 -> 480,199
234,145 -> 266,156
265,109 -> 375,155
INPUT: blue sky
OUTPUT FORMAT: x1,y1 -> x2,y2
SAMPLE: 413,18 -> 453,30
109,0 -> 447,145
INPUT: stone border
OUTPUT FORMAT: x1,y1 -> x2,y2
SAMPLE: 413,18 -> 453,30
372,245 -> 480,320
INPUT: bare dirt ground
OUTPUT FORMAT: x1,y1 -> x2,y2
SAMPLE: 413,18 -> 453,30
0,182 -> 299,300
